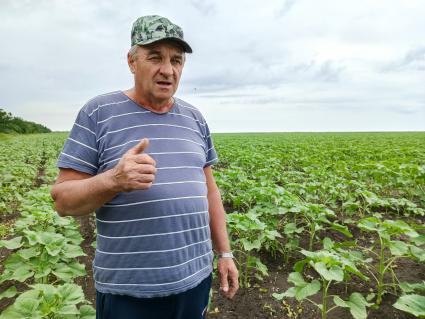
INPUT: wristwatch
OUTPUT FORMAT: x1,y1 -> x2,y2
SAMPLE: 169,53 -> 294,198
217,252 -> 234,259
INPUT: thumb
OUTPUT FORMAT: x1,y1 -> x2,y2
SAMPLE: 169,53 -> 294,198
127,138 -> 149,155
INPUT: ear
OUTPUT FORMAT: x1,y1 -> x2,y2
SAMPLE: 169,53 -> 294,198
127,52 -> 135,74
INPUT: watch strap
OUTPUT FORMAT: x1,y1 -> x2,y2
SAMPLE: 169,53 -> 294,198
217,252 -> 234,259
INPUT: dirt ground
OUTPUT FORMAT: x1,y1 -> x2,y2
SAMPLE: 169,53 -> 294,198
0,212 -> 422,318
208,251 -> 421,319
75,215 -> 422,319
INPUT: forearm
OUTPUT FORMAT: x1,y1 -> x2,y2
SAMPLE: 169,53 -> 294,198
208,188 -> 231,253
51,169 -> 119,217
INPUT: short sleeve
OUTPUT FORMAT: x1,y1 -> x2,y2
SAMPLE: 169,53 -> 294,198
203,122 -> 218,168
57,109 -> 99,175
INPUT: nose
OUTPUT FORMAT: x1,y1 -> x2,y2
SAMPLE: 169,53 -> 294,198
159,60 -> 173,77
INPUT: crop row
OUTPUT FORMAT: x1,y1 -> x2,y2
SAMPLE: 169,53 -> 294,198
212,133 -> 425,318
0,134 -> 95,318
1,132 -> 424,318
0,134 -> 64,216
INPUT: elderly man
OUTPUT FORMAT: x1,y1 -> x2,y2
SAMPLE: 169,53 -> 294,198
51,15 -> 238,319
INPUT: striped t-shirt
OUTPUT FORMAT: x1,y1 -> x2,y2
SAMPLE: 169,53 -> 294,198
56,91 -> 218,298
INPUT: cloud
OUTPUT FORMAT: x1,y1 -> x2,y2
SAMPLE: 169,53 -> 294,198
181,58 -> 345,94
190,0 -> 216,15
401,47 -> 425,71
276,0 -> 298,18
315,61 -> 345,82
383,46 -> 425,72
1,0 -> 424,132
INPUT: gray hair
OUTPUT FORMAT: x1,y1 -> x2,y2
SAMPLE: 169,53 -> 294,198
128,43 -> 186,62
128,45 -> 139,61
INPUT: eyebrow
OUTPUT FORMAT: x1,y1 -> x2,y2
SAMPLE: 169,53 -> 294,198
146,50 -> 183,59
146,50 -> 162,56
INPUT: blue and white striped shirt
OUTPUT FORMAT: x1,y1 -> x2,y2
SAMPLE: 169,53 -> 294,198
57,91 -> 218,298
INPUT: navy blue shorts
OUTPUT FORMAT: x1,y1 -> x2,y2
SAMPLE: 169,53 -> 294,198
96,274 -> 212,319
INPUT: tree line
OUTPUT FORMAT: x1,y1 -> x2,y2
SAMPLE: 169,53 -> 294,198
0,109 -> 51,134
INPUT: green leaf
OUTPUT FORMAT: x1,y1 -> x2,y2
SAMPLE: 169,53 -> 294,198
284,272 -> 321,301
44,241 -> 64,257
272,292 -> 286,301
265,229 -> 282,240
282,287 -> 297,298
33,264 -> 52,280
399,281 -> 425,294
58,284 -> 85,305
287,272 -> 307,286
313,262 -> 344,282
240,238 -> 262,251
388,240 -> 409,256
384,220 -> 418,238
30,284 -> 56,306
52,267 -> 76,281
294,259 -> 307,272
330,223 -> 353,237
0,236 -> 23,250
58,304 -> 80,315
17,247 -> 39,260
53,261 -> 86,281
323,237 -> 334,250
79,305 -> 96,319
333,293 -> 372,319
62,244 -> 85,259
0,289 -> 40,318
284,223 -> 304,235
410,246 -> 425,262
254,258 -> 269,277
22,230 -> 39,246
10,265 -> 34,282
393,294 -> 425,317
410,235 -> 425,246
295,280 -> 321,301
0,286 -> 17,300
357,217 -> 380,232
38,232 -> 64,246
254,273 -> 264,281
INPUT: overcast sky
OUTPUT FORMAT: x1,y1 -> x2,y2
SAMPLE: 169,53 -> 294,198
1,0 -> 424,132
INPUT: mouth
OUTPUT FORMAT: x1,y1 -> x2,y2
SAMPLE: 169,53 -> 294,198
156,81 -> 173,88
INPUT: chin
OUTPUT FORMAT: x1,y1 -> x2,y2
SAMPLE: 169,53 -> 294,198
155,91 -> 174,99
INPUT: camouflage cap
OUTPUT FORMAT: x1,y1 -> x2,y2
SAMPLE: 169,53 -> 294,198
131,15 -> 192,53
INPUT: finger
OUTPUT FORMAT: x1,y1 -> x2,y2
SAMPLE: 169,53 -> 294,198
134,154 -> 156,166
219,267 -> 229,293
136,164 -> 157,175
127,138 -> 149,155
228,271 -> 239,298
133,181 -> 153,189
136,174 -> 155,183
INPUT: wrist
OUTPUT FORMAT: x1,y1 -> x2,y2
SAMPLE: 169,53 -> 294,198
104,168 -> 122,193
217,251 -> 234,259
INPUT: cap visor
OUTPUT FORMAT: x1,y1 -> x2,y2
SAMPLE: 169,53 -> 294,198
136,37 -> 192,53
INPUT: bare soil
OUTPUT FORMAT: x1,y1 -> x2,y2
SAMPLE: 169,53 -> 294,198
71,212 -> 424,318
75,214 -> 96,306
208,249 -> 422,319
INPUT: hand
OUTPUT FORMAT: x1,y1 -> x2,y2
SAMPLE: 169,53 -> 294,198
110,138 -> 157,192
217,257 -> 239,299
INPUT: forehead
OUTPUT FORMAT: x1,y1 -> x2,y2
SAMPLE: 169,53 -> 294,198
139,41 -> 184,56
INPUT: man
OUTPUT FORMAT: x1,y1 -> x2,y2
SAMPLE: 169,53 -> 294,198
51,15 -> 238,319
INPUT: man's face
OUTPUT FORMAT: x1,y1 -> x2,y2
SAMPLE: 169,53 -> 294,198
129,41 -> 185,105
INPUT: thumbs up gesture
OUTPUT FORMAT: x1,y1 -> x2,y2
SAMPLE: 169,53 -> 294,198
110,138 -> 157,192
